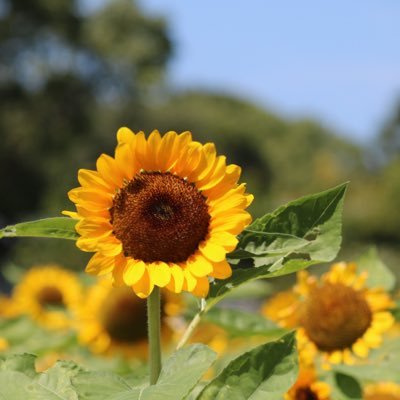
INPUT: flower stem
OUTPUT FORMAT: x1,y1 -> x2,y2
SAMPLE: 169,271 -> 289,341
147,287 -> 162,385
176,298 -> 206,350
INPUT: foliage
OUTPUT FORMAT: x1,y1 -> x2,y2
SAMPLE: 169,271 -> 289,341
0,336 -> 297,399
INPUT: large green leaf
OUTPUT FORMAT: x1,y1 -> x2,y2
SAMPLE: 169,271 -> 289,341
30,361 -> 82,400
72,344 -> 216,400
196,332 -> 298,400
72,371 -> 140,400
204,307 -> 285,338
0,353 -> 36,378
140,344 -> 216,400
207,183 -> 347,308
0,354 -> 37,399
0,217 -> 78,240
356,247 -> 396,291
0,371 -> 33,399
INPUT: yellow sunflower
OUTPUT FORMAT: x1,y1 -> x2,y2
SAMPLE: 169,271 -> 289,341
363,382 -> 400,400
284,367 -> 331,400
262,262 -> 394,366
63,129 -> 253,298
11,265 -> 83,329
77,279 -> 179,357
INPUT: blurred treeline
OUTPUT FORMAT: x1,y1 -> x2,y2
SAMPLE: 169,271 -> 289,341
1,0 -> 400,271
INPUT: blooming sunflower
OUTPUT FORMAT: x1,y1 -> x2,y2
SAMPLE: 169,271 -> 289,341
77,279 -> 179,357
363,382 -> 400,400
262,262 -> 394,366
284,367 -> 331,400
64,129 -> 253,298
11,265 -> 83,329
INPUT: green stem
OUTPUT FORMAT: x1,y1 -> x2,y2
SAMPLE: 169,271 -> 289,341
147,287 -> 162,385
176,299 -> 207,350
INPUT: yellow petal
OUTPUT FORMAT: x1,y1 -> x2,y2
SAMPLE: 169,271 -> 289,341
96,241 -> 123,257
96,154 -> 124,188
167,264 -> 185,293
210,259 -> 232,279
78,169 -> 112,191
114,142 -> 137,180
196,143 -> 216,180
85,253 -> 116,276
156,131 -> 178,171
327,351 -> 343,364
199,240 -> 227,262
192,276 -> 210,297
209,231 -> 238,252
352,339 -> 369,358
62,210 -> 80,219
148,262 -> 171,288
210,212 -> 252,235
187,255 -> 213,278
123,259 -> 146,286
182,269 -> 197,292
132,269 -> 154,298
116,126 -> 135,145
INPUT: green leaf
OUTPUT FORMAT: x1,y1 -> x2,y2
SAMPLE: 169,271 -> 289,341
0,353 -> 37,378
0,217 -> 79,240
72,371 -> 139,400
204,307 -> 285,338
207,183 -> 347,308
73,345 -> 216,400
0,371 -> 33,399
0,354 -> 38,399
196,332 -> 298,400
30,361 -> 82,400
356,247 -> 396,291
141,344 -> 216,400
333,373 -> 362,400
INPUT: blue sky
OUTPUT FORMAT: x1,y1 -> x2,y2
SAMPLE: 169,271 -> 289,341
85,1 -> 400,142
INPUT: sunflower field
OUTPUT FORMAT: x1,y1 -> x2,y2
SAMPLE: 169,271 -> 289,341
0,129 -> 399,399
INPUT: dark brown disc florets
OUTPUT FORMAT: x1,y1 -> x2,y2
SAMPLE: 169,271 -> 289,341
100,287 -> 148,343
110,171 -> 210,263
37,287 -> 64,307
301,283 -> 372,352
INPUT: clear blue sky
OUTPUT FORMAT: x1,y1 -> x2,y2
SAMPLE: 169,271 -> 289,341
86,1 -> 400,142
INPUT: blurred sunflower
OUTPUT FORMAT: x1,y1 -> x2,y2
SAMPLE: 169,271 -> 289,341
262,262 -> 394,366
11,265 -> 83,329
77,279 -> 180,357
64,128 -> 253,298
284,367 -> 331,400
363,382 -> 400,400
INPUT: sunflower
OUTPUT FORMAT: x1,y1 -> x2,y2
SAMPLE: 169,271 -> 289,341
262,262 -> 394,366
11,265 -> 83,329
363,382 -> 400,400
284,367 -> 331,400
77,279 -> 179,357
64,129 -> 253,298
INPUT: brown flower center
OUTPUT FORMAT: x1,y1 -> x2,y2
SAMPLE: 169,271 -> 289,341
295,387 -> 319,400
110,171 -> 210,263
37,286 -> 64,307
301,283 -> 372,352
100,287 -> 149,343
